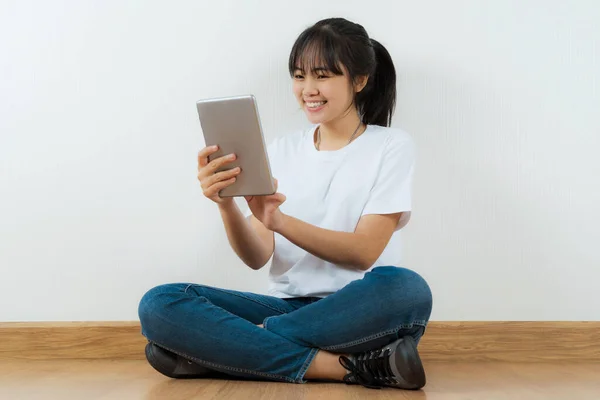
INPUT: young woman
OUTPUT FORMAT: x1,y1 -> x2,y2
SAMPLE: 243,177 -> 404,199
138,17 -> 433,391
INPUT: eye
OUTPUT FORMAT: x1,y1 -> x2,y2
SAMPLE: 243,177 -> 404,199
294,74 -> 304,80
317,74 -> 328,80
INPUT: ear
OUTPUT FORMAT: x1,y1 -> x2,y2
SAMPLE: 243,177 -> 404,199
354,75 -> 369,93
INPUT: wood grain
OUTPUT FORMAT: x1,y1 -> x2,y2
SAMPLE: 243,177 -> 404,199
0,322 -> 145,360
1,360 -> 599,399
418,321 -> 600,362
1,321 -> 599,362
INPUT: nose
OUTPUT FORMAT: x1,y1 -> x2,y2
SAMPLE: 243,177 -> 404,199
302,78 -> 319,97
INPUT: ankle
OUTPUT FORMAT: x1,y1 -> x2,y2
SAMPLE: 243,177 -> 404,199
304,350 -> 350,381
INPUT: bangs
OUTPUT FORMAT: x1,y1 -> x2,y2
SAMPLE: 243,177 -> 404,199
288,29 -> 344,76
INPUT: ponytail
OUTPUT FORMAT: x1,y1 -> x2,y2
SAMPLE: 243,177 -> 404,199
288,19 -> 397,126
356,39 -> 396,127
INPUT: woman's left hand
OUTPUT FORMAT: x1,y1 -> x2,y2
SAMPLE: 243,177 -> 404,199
245,178 -> 287,232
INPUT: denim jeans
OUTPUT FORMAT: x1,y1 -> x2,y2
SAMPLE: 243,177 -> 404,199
138,266 -> 433,384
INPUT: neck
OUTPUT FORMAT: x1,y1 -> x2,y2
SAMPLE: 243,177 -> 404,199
317,110 -> 364,149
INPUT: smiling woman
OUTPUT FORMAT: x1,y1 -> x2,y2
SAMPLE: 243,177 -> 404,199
138,17 -> 432,391
288,19 -> 396,138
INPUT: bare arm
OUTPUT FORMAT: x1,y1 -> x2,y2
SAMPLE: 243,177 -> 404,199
273,212 -> 407,271
196,146 -> 273,270
218,201 -> 274,270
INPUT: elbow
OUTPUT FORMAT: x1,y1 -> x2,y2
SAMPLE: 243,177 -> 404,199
355,244 -> 385,271
357,263 -> 372,272
248,259 -> 268,271
247,251 -> 273,271
356,254 -> 378,271
355,234 -> 393,271
246,260 -> 265,271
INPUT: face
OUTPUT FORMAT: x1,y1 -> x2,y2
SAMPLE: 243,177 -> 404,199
292,64 -> 367,125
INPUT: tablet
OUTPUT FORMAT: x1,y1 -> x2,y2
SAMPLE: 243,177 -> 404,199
196,94 -> 276,197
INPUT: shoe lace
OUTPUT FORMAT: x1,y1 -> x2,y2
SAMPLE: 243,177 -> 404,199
339,348 -> 396,389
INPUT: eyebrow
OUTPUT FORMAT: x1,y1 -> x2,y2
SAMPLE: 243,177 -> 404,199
294,66 -> 330,73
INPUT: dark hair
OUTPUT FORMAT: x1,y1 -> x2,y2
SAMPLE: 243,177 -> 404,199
288,18 -> 396,127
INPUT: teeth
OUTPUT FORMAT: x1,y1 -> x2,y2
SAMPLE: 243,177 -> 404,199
307,101 -> 326,108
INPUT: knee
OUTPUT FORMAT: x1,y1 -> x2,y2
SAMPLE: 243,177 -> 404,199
138,283 -> 187,331
395,267 -> 432,310
371,266 -> 433,315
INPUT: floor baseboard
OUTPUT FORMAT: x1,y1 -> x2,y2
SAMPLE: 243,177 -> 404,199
1,321 -> 598,362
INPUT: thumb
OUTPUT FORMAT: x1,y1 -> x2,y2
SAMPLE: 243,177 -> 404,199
276,193 -> 286,203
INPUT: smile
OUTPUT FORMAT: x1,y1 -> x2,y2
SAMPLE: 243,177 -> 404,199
306,101 -> 327,110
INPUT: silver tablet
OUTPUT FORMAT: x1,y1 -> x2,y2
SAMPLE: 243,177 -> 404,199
196,94 -> 276,197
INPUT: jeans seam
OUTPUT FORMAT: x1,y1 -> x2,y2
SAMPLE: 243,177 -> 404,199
319,321 -> 428,351
263,316 -> 272,330
143,296 -> 303,383
295,347 -> 319,383
148,340 -> 298,383
183,284 -> 291,315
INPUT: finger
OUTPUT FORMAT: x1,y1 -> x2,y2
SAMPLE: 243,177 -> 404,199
205,177 -> 237,197
262,192 -> 286,203
270,193 -> 286,204
205,167 -> 241,188
198,145 -> 219,168
208,152 -> 237,173
198,153 -> 236,182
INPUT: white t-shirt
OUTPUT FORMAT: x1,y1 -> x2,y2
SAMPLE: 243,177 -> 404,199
245,124 -> 416,298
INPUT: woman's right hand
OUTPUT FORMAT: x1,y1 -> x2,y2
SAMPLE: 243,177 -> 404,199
197,145 -> 241,204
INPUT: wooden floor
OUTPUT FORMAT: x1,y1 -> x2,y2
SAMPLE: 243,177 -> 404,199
1,360 -> 599,399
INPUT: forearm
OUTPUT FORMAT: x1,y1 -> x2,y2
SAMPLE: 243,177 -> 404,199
218,201 -> 272,270
275,214 -> 375,271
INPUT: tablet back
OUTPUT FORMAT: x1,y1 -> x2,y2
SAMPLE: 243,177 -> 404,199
196,95 -> 275,197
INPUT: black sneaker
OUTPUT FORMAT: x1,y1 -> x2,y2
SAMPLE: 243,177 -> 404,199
145,342 -> 211,379
339,336 -> 426,390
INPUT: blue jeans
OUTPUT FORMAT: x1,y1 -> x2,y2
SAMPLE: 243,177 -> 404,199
138,266 -> 433,384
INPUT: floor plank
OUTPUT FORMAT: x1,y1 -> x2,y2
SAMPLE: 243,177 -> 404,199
4,321 -> 600,362
0,360 -> 598,400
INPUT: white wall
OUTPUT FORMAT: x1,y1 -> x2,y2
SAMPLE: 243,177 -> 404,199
1,0 -> 598,322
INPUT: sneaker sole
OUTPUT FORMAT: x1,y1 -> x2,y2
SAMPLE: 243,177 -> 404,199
394,336 -> 426,389
145,343 -> 209,379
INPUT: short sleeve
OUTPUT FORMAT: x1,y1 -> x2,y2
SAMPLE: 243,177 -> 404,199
361,135 -> 416,218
